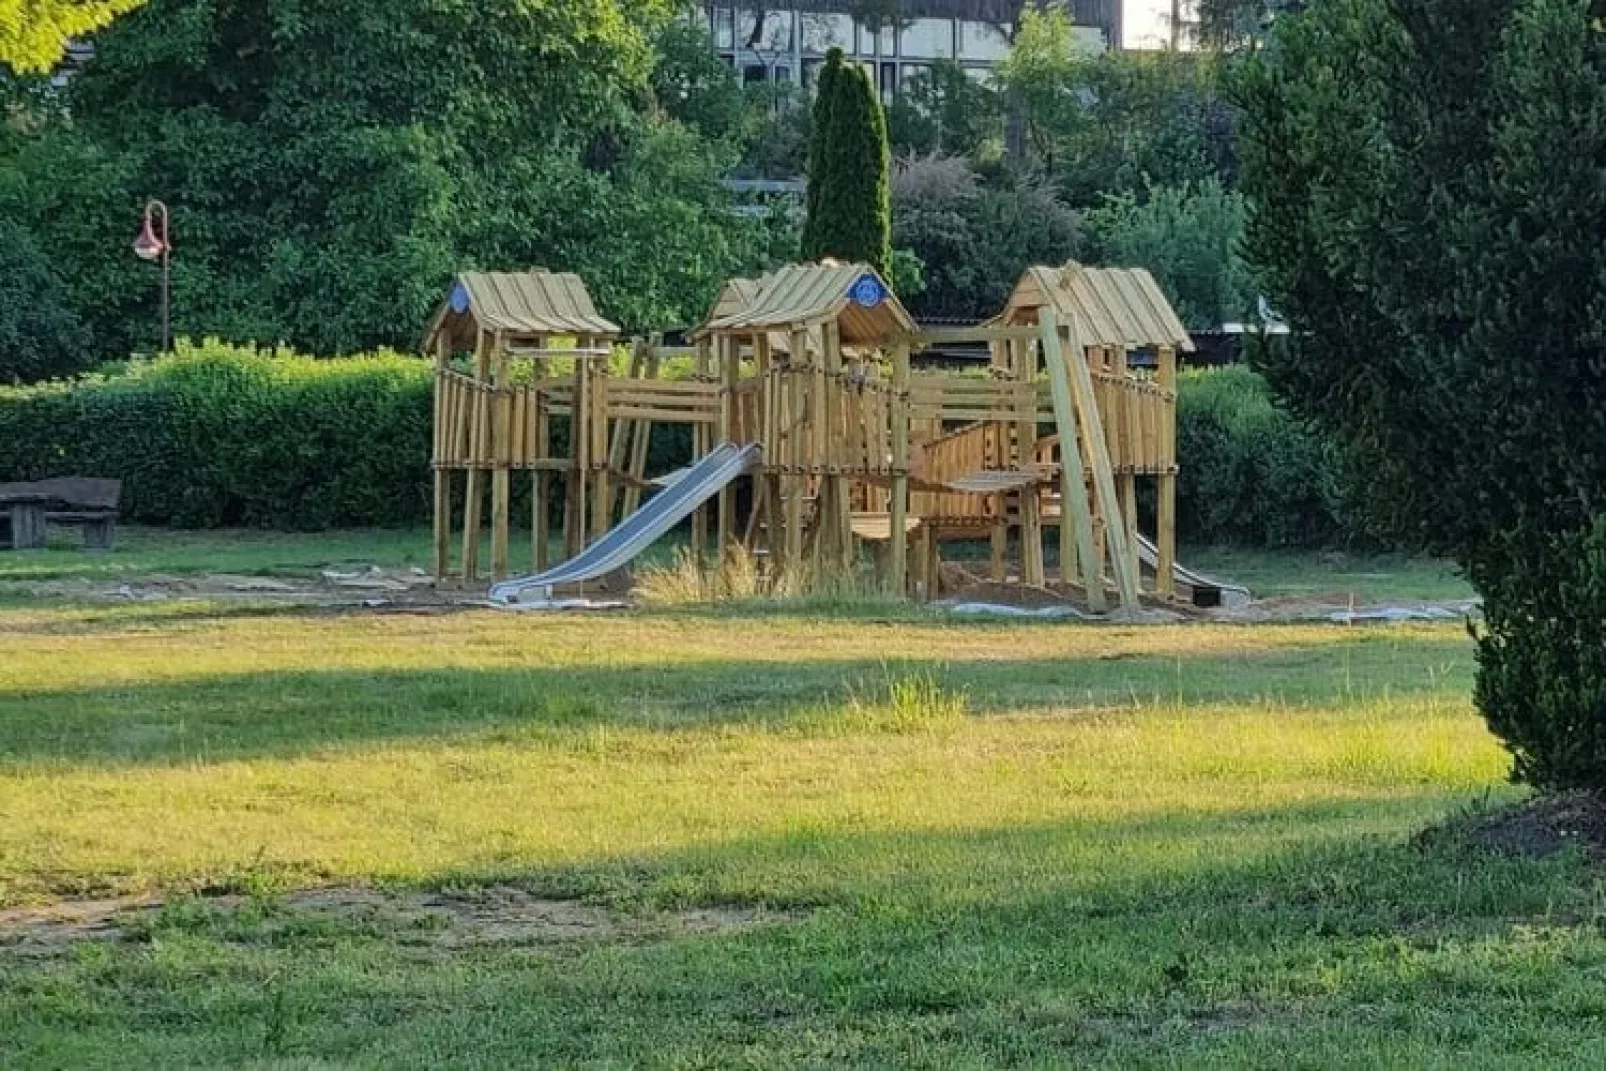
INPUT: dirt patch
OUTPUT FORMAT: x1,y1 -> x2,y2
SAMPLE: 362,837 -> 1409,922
1418,791 -> 1606,861
0,885 -> 801,958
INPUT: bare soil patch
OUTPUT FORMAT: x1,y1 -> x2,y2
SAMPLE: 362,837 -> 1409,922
0,885 -> 801,957
1418,790 -> 1606,861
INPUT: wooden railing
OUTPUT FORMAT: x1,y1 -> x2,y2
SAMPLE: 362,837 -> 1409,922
758,367 -> 896,476
909,421 -> 1012,522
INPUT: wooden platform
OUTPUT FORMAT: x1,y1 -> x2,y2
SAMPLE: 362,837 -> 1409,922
850,512 -> 922,543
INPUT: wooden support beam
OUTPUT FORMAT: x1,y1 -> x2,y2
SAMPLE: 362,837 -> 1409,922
1038,311 -> 1104,611
490,333 -> 510,580
431,335 -> 451,581
1062,333 -> 1140,609
717,334 -> 739,558
1156,344 -> 1178,597
889,339 -> 911,596
533,372 -> 550,574
461,330 -> 489,583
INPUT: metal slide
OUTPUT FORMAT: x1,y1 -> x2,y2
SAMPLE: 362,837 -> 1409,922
488,442 -> 759,606
1131,533 -> 1253,609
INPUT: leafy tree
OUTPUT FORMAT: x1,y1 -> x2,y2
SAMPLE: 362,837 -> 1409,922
0,218 -> 90,382
888,59 -> 1005,158
651,17 -> 746,145
1083,178 -> 1254,329
801,48 -> 892,280
997,6 -> 1236,207
892,153 -> 1079,321
0,0 -> 140,73
0,0 -> 782,357
1237,0 -> 1606,788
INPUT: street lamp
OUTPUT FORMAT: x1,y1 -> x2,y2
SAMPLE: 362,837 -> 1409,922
133,199 -> 171,353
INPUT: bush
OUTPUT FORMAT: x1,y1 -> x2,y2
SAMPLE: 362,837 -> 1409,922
1176,365 -> 1363,548
0,219 -> 91,384
891,155 -> 1079,321
1083,179 -> 1255,330
0,342 -> 434,528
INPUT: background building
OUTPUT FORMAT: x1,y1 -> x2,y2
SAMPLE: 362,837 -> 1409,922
701,2 -> 1120,100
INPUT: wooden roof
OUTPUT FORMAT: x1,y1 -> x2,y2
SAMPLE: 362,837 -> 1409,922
424,271 -> 619,351
705,262 -> 915,347
997,263 -> 1196,353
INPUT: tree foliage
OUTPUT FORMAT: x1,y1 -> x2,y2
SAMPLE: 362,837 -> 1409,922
801,48 -> 893,280
0,0 -> 782,369
1083,178 -> 1254,329
997,5 -> 1236,208
1237,0 -> 1606,788
0,0 -> 140,73
891,153 -> 1078,321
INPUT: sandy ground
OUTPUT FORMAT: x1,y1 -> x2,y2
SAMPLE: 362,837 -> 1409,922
0,560 -> 1480,625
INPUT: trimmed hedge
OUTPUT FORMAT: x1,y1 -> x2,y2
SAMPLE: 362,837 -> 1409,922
1175,365 -> 1367,548
0,343 -> 435,529
0,345 -> 1367,547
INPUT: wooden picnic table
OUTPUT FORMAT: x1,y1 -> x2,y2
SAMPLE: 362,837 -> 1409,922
0,478 -> 122,550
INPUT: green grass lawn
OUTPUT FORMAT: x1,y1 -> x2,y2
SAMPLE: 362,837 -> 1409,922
1,580 -> 1599,1067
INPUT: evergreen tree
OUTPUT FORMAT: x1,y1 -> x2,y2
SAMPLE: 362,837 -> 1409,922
1237,0 -> 1606,788
801,48 -> 892,281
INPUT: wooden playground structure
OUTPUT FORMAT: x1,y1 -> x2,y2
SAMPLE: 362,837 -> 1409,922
427,262 -> 1196,611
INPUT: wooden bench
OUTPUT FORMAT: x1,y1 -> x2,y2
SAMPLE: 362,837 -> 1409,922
0,478 -> 122,551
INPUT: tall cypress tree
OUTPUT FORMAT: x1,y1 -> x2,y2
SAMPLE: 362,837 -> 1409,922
801,48 -> 893,281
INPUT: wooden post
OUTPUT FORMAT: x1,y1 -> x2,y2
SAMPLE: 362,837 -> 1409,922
1063,335 -> 1139,609
490,332 -> 510,581
1156,344 -> 1178,598
431,334 -> 451,582
717,334 -> 739,557
783,327 -> 808,583
1039,311 -> 1105,611
566,341 -> 587,557
990,493 -> 1008,582
533,362 -> 550,573
590,343 -> 611,543
889,338 -> 911,596
691,337 -> 712,567
461,330 -> 489,583
1012,338 -> 1045,586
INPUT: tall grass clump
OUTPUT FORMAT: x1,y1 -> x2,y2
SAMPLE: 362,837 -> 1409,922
797,668 -> 969,736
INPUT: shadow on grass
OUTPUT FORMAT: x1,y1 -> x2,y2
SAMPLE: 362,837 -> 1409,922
4,794 -> 1597,1067
0,637 -> 1475,766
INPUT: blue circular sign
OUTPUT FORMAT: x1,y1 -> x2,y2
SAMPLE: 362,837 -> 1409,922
850,273 -> 885,309
449,281 -> 471,315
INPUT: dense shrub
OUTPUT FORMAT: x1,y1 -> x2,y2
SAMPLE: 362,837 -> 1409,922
0,218 -> 91,384
1237,0 -> 1606,788
0,342 -> 434,528
0,341 -> 700,530
892,154 -> 1080,321
1083,179 -> 1255,330
1175,365 -> 1364,548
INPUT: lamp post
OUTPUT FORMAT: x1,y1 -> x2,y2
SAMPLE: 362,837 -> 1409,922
133,200 -> 171,353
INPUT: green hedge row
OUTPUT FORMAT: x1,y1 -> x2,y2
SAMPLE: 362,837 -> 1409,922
0,345 -> 1366,545
1174,364 -> 1366,548
0,343 -> 435,529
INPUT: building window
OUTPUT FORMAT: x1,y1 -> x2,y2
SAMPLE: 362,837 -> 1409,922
800,12 -> 853,54
958,20 -> 1011,62
711,6 -> 735,51
737,8 -> 793,54
879,62 -> 897,102
900,18 -> 954,60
